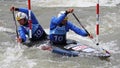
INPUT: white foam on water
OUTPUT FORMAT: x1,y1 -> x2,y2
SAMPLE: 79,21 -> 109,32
0,27 -> 14,33
101,12 -> 120,34
0,42 -> 37,68
31,0 -> 120,7
100,40 -> 119,54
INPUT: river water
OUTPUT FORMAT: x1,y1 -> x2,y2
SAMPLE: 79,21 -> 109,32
0,0 -> 120,68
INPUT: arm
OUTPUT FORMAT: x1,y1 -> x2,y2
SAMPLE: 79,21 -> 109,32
10,7 -> 39,24
18,8 -> 39,24
50,8 -> 73,30
18,26 -> 27,42
50,14 -> 67,30
52,8 -> 73,25
67,22 -> 88,37
51,13 -> 67,25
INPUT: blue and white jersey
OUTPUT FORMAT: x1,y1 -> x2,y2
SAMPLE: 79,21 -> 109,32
17,8 -> 46,42
50,25 -> 67,43
50,12 -> 88,44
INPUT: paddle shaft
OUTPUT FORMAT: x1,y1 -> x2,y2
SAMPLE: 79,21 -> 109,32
72,12 -> 97,44
12,11 -> 19,38
72,13 -> 90,36
12,10 -> 22,49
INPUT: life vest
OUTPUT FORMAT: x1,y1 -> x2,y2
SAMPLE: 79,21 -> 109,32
21,24 -> 45,41
32,24 -> 44,40
50,25 -> 67,44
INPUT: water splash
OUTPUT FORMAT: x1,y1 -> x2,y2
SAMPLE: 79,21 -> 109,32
100,40 -> 119,54
0,27 -> 15,33
0,42 -> 37,68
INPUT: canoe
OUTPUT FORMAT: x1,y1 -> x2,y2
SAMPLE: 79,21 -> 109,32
39,39 -> 111,58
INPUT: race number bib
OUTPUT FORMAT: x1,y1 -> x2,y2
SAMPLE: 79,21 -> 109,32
32,26 -> 43,38
52,34 -> 66,43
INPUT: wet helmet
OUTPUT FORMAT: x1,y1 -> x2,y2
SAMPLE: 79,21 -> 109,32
16,12 -> 28,21
58,11 -> 68,20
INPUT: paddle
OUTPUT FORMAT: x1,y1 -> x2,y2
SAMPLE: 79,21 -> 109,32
72,12 -> 93,39
12,10 -> 19,38
11,10 -> 21,49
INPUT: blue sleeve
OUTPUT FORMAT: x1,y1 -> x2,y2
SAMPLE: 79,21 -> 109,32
18,26 -> 27,42
18,8 -> 39,24
50,13 -> 67,30
66,22 -> 88,36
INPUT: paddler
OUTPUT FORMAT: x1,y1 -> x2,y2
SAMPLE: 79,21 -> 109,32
49,8 -> 93,45
10,6 -> 47,44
